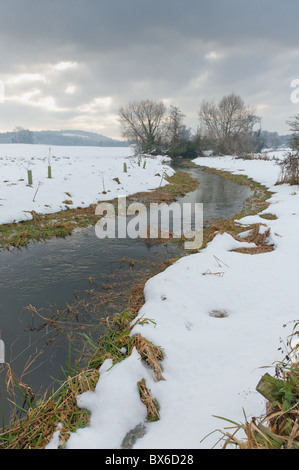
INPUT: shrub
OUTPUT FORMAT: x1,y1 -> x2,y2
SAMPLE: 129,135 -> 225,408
276,152 -> 299,186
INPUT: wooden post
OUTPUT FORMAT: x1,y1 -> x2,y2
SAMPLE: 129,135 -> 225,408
256,373 -> 280,404
123,162 -> 127,173
48,166 -> 52,179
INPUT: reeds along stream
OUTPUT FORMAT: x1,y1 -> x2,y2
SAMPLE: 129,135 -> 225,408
0,165 -> 252,426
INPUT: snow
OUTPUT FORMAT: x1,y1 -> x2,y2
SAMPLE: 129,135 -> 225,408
62,152 -> 298,450
45,424 -> 63,450
0,144 -> 173,225
65,349 -> 151,449
2,145 -> 298,449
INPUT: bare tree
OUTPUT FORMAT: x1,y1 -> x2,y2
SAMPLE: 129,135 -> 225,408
119,99 -> 166,154
164,106 -> 186,145
163,105 -> 191,157
277,152 -> 299,185
12,127 -> 34,144
199,94 -> 261,155
277,114 -> 299,185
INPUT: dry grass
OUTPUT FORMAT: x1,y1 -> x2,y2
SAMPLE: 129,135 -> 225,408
137,379 -> 160,422
205,220 -> 274,255
260,213 -> 278,220
130,334 -> 165,381
221,365 -> 299,449
232,224 -> 274,254
128,171 -> 199,206
0,367 -> 99,449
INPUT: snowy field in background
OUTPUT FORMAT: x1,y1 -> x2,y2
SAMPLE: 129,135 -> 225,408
44,148 -> 299,450
0,144 -> 174,225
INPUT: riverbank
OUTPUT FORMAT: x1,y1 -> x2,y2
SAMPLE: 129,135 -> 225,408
0,150 -> 264,447
0,169 -> 199,251
0,147 -> 200,445
0,145 -> 200,250
46,150 -> 298,450
2,150 -> 296,449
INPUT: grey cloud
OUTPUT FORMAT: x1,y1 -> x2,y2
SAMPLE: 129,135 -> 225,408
0,0 -> 299,137
1,0 -> 299,62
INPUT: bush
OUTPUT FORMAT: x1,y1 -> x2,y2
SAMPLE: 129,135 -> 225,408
276,152 -> 299,186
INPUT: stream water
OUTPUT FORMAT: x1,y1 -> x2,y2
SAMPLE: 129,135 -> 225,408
0,164 -> 252,425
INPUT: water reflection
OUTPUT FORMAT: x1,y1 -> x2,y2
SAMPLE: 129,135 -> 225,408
176,167 -> 252,223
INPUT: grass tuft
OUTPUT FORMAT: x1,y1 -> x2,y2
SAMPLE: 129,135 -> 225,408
137,379 -> 160,422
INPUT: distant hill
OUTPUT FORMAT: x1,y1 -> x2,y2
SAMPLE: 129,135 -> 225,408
0,128 -> 129,147
0,127 -> 292,151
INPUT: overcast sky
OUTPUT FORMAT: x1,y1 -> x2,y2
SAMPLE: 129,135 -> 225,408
0,0 -> 298,139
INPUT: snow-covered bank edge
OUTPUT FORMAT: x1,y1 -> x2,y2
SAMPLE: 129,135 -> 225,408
44,153 -> 299,450
0,145 -> 178,251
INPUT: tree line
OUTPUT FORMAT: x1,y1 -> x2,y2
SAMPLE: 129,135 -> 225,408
119,100 -> 201,158
119,94 -> 296,158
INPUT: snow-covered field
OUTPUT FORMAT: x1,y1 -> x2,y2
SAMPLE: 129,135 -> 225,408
0,144 -> 174,225
44,149 -> 299,450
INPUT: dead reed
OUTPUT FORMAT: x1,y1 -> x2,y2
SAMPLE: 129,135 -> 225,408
130,334 -> 165,381
137,379 -> 160,422
0,366 -> 99,449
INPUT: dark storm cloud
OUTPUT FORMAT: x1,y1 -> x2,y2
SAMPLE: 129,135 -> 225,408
0,0 -> 299,137
1,0 -> 298,51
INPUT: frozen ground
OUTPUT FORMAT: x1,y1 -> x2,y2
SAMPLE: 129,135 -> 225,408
44,149 -> 299,449
0,144 -> 174,225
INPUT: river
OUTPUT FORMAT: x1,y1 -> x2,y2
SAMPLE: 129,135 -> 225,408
0,164 -> 252,425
